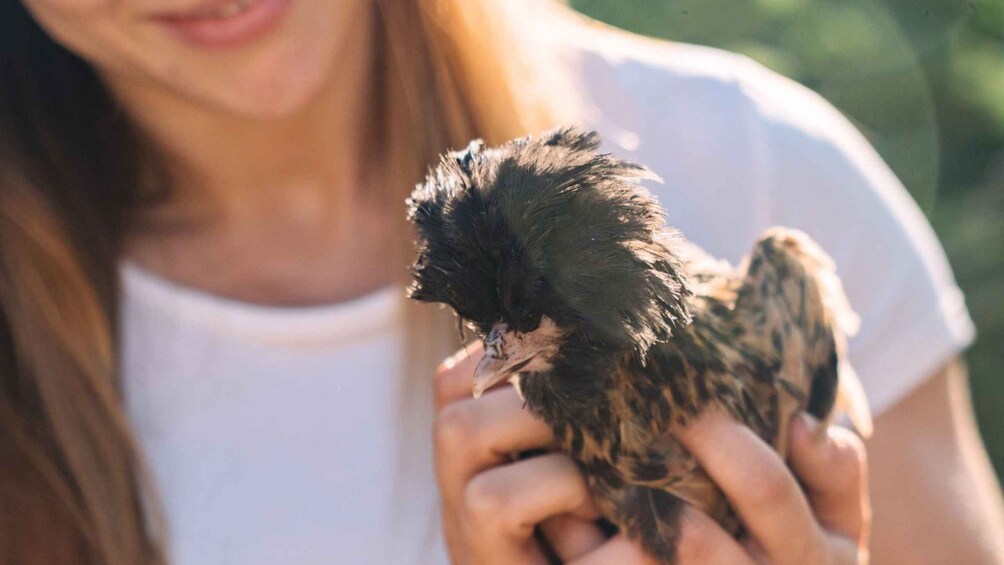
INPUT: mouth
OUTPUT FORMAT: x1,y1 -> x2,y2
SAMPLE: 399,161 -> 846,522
472,320 -> 561,399
152,0 -> 292,49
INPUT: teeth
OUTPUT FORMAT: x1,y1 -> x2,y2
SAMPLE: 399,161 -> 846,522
203,0 -> 257,18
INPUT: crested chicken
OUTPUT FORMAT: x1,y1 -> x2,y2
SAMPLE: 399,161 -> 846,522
406,127 -> 872,563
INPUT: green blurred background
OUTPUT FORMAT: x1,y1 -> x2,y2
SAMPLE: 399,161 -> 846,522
571,0 -> 1004,478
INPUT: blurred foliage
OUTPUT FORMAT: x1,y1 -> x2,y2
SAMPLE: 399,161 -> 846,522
572,0 -> 1004,477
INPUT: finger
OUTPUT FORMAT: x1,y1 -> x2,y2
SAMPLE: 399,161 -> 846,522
826,531 -> 867,564
538,515 -> 607,562
788,414 -> 870,544
461,453 -> 602,565
740,536 -> 768,562
434,342 -> 483,409
568,507 -> 756,565
676,507 -> 757,565
435,387 -> 553,507
463,453 -> 601,540
675,410 -> 826,565
462,455 -> 597,563
567,534 -> 661,565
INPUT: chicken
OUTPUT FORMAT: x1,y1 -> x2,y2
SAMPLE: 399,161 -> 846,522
406,127 -> 873,563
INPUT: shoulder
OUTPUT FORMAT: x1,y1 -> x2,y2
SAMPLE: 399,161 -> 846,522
552,11 -> 857,172
548,12 -> 861,259
548,13 -> 975,414
547,11 -> 946,275
552,12 -> 761,139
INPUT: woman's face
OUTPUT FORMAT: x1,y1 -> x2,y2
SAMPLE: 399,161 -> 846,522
22,0 -> 367,118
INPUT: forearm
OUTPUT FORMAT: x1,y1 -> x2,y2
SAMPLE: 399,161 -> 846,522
867,360 -> 1004,564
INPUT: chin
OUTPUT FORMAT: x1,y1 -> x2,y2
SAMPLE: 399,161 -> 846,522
27,0 -> 362,120
182,40 -> 334,119
155,5 -> 346,119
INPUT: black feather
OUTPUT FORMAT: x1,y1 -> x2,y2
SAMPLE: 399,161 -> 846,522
407,126 -> 692,353
407,127 -> 864,564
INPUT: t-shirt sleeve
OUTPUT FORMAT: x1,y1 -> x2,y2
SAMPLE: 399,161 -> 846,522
735,59 -> 976,416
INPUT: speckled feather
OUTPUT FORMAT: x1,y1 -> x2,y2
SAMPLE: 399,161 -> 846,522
407,128 -> 872,564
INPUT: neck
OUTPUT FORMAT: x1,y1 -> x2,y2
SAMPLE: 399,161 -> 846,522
521,350 -> 621,426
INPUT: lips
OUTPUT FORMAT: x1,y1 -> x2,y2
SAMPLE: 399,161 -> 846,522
152,0 -> 292,49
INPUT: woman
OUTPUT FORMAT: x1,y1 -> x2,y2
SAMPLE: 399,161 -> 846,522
1,0 -> 1000,564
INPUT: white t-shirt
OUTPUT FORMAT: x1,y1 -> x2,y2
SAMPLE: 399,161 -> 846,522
120,22 -> 975,565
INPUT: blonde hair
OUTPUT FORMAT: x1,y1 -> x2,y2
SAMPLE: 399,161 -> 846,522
0,0 -> 574,562
378,3 -> 577,555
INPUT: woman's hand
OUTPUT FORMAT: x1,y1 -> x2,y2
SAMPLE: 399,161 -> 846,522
434,345 -> 870,564
668,410 -> 871,564
434,344 -> 609,564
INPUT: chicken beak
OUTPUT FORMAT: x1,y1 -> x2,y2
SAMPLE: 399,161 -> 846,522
473,323 -> 529,399
472,320 -> 558,400
473,355 -> 510,399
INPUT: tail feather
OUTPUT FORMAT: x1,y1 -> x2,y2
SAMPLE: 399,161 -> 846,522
739,227 -> 873,438
783,231 -> 871,435
787,231 -> 873,438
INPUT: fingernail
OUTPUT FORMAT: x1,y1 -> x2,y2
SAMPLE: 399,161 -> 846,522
437,349 -> 465,373
441,355 -> 458,371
